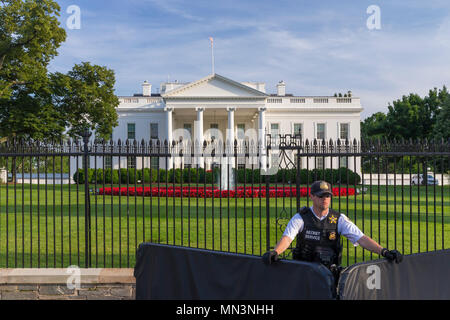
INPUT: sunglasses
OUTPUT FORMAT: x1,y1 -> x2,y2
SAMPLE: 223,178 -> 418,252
317,194 -> 331,199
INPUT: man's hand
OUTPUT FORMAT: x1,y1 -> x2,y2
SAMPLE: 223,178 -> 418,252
381,248 -> 403,263
262,250 -> 279,265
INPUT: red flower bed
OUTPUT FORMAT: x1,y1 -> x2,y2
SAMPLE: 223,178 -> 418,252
98,186 -> 356,198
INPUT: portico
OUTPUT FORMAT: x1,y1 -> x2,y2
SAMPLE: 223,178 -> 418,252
166,106 -> 265,144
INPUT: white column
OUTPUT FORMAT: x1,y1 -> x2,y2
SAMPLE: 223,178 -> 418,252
195,107 -> 204,145
258,107 -> 267,170
222,107 -> 236,189
195,107 -> 204,168
165,107 -> 173,142
165,107 -> 173,169
226,107 -> 235,143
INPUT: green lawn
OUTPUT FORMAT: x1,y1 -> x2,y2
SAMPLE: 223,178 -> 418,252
0,183 -> 449,268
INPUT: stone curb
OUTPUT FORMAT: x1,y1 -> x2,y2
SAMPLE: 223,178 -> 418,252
0,269 -> 135,284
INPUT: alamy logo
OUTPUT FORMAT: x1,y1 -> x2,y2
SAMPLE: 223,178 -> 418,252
366,5 -> 381,30
366,265 -> 381,290
66,5 -> 81,30
66,265 -> 81,290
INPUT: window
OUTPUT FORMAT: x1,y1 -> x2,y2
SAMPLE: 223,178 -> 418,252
150,157 -> 159,169
340,157 -> 348,168
183,123 -> 192,137
271,123 -> 279,137
316,157 -> 324,170
127,156 -> 136,169
105,156 -> 112,169
340,123 -> 349,140
127,123 -> 136,140
293,123 -> 303,139
317,123 -> 325,140
150,123 -> 158,139
237,124 -> 245,139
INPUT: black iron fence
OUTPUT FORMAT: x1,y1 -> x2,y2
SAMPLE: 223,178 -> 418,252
0,134 -> 449,268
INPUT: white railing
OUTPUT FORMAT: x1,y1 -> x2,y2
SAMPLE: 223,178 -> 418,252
119,97 -> 163,104
290,98 -> 306,103
264,96 -> 358,106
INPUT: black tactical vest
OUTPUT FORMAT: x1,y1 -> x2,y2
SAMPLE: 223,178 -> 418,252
293,207 -> 342,267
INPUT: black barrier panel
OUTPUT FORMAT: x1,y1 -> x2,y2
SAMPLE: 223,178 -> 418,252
134,243 -> 336,300
338,249 -> 450,300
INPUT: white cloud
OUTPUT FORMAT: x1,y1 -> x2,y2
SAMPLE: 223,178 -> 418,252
49,1 -> 450,120
141,0 -> 204,22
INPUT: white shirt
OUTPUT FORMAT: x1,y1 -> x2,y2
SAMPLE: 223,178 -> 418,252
282,207 -> 364,246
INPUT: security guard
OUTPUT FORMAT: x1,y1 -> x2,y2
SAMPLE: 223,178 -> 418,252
262,180 -> 403,282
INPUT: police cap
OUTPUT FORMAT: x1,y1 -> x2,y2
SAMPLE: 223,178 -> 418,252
310,181 -> 333,197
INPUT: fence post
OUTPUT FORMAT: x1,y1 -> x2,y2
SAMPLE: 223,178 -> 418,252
81,129 -> 91,268
265,138 -> 270,252
296,147 -> 301,213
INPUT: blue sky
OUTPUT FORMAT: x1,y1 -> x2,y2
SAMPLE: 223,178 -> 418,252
50,0 -> 450,119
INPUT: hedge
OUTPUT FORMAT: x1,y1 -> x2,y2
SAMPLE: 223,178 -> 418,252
73,167 -> 361,185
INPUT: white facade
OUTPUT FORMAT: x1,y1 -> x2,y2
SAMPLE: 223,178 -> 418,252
112,73 -> 363,172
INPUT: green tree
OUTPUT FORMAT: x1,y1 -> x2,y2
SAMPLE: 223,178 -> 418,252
0,81 -> 66,140
51,62 -> 119,139
385,93 -> 423,140
0,0 -> 66,99
433,94 -> 450,140
422,86 -> 449,139
0,1 -> 119,141
361,112 -> 387,142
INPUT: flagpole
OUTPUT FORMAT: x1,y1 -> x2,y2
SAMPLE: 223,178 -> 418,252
210,37 -> 215,74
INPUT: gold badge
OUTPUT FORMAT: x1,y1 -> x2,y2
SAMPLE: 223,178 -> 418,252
329,232 -> 336,240
329,215 -> 337,224
320,182 -> 329,190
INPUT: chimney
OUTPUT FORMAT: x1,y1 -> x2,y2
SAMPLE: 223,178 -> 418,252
277,81 -> 286,96
142,80 -> 152,96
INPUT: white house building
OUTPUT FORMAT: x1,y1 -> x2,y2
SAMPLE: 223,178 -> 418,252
109,73 -> 363,173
